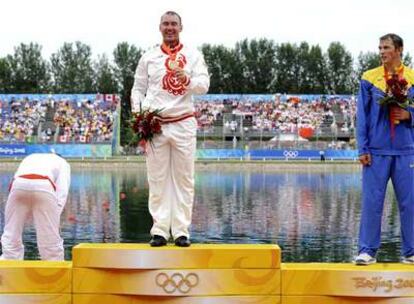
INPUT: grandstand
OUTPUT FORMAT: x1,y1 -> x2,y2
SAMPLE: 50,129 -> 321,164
0,94 -> 120,158
0,93 -> 356,159
194,94 -> 356,150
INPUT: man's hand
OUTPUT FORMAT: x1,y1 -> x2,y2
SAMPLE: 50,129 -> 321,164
359,153 -> 371,166
391,107 -> 411,121
173,67 -> 188,84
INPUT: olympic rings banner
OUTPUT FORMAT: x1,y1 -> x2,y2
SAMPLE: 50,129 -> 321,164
248,149 -> 358,160
196,149 -> 358,160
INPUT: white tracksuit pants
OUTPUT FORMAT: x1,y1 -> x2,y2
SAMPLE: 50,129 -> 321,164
1,182 -> 64,260
146,117 -> 197,240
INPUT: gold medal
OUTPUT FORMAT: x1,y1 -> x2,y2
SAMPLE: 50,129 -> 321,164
162,43 -> 182,71
168,60 -> 178,70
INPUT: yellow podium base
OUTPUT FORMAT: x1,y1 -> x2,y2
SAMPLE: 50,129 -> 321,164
0,294 -> 71,304
73,268 -> 280,295
283,263 -> 414,297
72,243 -> 280,269
282,296 -> 414,303
0,261 -> 72,293
73,294 -> 280,304
6,244 -> 414,302
72,243 -> 281,299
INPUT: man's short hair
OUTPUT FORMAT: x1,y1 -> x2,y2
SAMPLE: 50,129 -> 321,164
380,33 -> 404,49
161,11 -> 182,25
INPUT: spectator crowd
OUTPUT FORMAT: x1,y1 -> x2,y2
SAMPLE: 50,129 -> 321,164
195,95 -> 356,137
0,98 -> 47,143
53,98 -> 115,143
0,94 -> 356,144
0,95 -> 118,144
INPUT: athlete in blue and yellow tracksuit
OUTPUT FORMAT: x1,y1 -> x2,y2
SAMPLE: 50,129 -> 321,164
357,63 -> 414,259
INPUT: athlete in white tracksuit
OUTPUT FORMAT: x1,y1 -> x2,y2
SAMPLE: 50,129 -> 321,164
131,11 -> 210,245
0,153 -> 71,260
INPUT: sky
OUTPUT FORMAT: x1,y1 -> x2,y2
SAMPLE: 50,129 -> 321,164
0,0 -> 413,59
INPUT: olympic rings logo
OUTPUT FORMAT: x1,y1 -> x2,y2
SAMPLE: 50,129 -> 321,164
155,272 -> 199,294
283,150 -> 299,158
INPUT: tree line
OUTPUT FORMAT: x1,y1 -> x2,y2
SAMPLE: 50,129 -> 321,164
0,41 -> 142,143
1,39 -> 412,96
0,39 -> 411,143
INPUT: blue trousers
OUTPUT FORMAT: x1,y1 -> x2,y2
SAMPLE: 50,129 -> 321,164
359,154 -> 414,257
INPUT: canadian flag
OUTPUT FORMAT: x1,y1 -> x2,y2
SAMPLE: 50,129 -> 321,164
59,135 -> 68,143
105,94 -> 114,102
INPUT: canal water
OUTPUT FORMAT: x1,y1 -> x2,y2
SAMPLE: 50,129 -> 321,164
0,163 -> 401,262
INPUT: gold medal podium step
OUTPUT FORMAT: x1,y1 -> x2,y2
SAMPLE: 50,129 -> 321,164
72,243 -> 281,269
72,243 -> 281,303
73,295 -> 280,304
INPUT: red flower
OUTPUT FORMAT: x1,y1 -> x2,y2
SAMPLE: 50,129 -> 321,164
130,108 -> 163,147
385,74 -> 409,103
378,74 -> 413,139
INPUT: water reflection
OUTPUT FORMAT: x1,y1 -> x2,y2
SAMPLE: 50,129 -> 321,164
0,164 -> 401,262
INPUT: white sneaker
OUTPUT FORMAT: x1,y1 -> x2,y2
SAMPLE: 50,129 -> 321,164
402,255 -> 414,264
354,253 -> 376,265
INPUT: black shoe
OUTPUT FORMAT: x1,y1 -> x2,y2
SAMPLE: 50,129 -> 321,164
174,236 -> 191,247
149,235 -> 167,247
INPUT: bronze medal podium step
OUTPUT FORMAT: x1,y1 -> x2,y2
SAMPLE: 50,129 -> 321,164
282,263 -> 414,303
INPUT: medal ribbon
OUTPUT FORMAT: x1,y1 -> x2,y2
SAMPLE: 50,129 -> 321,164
161,42 -> 182,65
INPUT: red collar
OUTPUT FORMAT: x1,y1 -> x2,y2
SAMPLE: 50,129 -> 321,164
161,43 -> 183,58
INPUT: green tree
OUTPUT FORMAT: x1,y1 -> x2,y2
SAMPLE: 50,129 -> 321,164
7,43 -> 50,93
270,42 -> 299,93
112,42 -> 143,145
50,41 -> 94,93
356,52 -> 380,79
403,53 -> 413,67
0,57 -> 12,93
307,45 -> 328,93
233,39 -> 276,93
325,42 -> 354,94
295,42 -> 312,93
201,44 -> 242,93
353,51 -> 381,92
94,54 -> 118,93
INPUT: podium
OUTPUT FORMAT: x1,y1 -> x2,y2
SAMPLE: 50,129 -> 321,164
2,245 -> 414,303
0,260 -> 71,304
282,263 -> 414,303
72,243 -> 281,303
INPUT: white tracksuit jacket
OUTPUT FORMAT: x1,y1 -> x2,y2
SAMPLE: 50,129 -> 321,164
131,43 -> 209,240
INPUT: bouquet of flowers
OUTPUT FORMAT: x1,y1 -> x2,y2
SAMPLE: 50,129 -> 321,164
378,73 -> 413,137
130,107 -> 163,151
